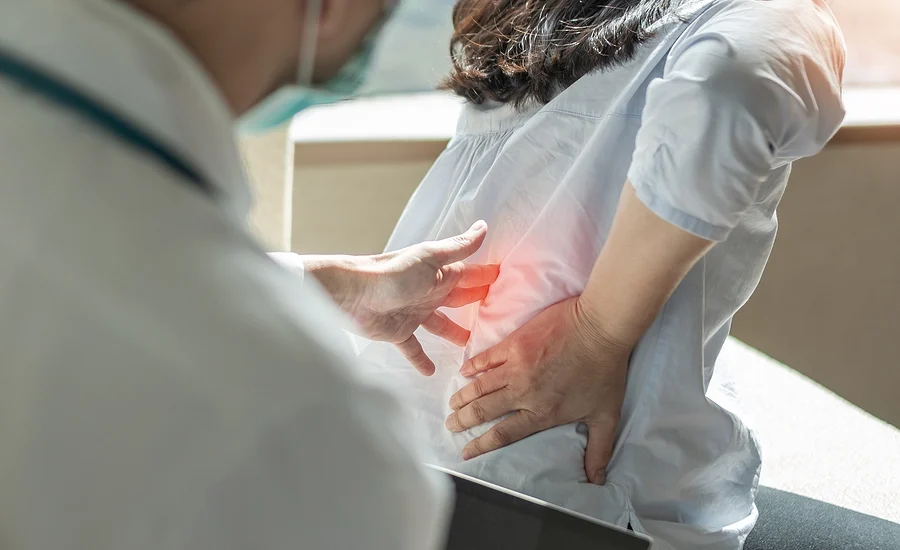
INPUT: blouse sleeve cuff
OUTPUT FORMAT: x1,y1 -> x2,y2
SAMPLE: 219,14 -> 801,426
629,173 -> 731,242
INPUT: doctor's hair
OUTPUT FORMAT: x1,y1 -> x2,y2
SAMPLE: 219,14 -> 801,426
441,0 -> 690,108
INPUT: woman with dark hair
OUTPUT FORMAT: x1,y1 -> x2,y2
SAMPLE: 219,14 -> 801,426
357,1 -> 845,548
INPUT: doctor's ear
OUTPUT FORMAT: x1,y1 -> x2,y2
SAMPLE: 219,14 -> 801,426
315,0 -> 383,40
311,0 -> 384,81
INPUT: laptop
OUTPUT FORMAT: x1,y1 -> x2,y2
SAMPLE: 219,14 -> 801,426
432,466 -> 653,550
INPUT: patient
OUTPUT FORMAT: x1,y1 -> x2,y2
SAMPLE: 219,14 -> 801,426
357,1 -> 845,549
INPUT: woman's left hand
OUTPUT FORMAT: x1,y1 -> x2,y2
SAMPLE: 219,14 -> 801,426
445,296 -> 631,485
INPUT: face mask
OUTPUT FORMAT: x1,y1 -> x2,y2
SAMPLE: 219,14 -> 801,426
238,0 -> 394,133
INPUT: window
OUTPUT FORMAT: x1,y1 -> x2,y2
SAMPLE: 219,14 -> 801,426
361,0 -> 454,95
829,0 -> 900,86
372,1 -> 899,90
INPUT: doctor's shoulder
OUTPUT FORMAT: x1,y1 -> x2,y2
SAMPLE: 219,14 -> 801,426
108,221 -> 452,547
160,249 -> 452,548
5,64 -> 436,495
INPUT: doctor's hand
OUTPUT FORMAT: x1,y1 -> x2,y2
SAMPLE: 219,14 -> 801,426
445,297 -> 631,485
350,221 -> 499,375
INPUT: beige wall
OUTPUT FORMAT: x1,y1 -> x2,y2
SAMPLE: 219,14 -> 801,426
291,141 -> 448,254
244,136 -> 900,428
239,129 -> 293,252
733,142 -> 900,428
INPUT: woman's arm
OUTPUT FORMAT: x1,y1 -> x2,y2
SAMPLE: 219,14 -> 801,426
446,0 -> 844,484
576,182 -> 714,352
447,182 -> 713,484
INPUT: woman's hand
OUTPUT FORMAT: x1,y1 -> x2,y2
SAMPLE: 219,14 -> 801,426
444,183 -> 715,484
351,222 -> 499,374
445,297 -> 631,485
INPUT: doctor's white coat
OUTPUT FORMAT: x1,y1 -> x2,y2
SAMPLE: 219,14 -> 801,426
0,1 -> 449,549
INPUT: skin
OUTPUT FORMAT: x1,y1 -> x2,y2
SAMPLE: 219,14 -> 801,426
302,223 -> 500,376
128,0 -> 385,115
127,0 -> 500,368
445,182 -> 715,484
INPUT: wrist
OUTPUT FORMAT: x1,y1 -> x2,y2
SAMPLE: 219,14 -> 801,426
573,296 -> 637,356
303,255 -> 376,314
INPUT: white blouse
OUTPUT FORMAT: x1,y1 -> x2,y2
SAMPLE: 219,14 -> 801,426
357,1 -> 845,549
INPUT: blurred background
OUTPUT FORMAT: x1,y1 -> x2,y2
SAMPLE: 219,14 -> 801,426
832,0 -> 900,86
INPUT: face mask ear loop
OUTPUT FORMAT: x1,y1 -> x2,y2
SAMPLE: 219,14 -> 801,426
297,0 -> 323,87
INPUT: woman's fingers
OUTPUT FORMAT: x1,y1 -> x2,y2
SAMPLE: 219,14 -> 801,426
459,342 -> 508,377
422,311 -> 471,347
443,285 -> 491,308
584,417 -> 618,485
449,368 -> 509,411
395,335 -> 436,377
445,388 -> 512,433
461,412 -> 545,460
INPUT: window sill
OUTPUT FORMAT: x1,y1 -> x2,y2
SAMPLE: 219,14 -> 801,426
290,88 -> 900,152
832,87 -> 900,143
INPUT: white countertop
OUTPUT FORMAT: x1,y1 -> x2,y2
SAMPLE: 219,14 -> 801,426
717,339 -> 900,524
291,93 -> 463,144
290,88 -> 900,144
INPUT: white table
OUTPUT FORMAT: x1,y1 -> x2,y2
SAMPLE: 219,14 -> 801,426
717,339 -> 900,523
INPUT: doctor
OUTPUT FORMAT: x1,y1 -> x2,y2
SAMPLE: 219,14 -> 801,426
0,0 -> 495,548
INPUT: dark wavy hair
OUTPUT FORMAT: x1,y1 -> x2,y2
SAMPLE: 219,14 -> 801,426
441,0 -> 689,107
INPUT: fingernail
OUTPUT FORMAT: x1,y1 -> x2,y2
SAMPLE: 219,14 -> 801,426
445,415 -> 456,431
592,472 -> 606,485
470,220 -> 487,232
459,366 -> 473,377
462,448 -> 475,461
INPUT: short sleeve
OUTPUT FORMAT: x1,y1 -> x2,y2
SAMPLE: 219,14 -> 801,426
628,0 -> 846,241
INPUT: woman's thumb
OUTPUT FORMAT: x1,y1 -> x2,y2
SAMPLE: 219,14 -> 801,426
584,419 -> 617,485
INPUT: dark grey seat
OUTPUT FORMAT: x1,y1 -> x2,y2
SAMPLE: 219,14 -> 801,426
748,487 -> 900,550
